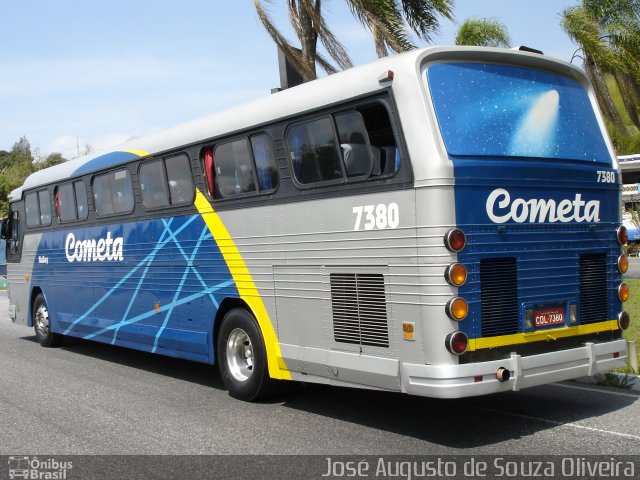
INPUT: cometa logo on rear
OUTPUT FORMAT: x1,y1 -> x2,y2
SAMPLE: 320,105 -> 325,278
65,232 -> 124,262
486,188 -> 601,224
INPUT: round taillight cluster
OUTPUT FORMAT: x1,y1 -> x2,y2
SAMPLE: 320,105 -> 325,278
618,255 -> 629,274
619,283 -> 630,302
444,229 -> 469,355
618,311 -> 630,330
446,297 -> 468,321
445,263 -> 467,286
444,228 -> 466,252
617,226 -> 628,245
445,331 -> 468,355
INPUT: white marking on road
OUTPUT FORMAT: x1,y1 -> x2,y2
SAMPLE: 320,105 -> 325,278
551,382 -> 639,399
478,407 -> 640,441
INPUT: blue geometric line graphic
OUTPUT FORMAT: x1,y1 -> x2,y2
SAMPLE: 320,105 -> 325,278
110,220 -> 174,344
162,219 -> 218,309
83,279 -> 234,340
62,214 -> 201,335
151,224 -> 210,353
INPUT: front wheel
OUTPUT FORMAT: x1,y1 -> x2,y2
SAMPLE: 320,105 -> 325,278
217,308 -> 272,401
33,293 -> 64,347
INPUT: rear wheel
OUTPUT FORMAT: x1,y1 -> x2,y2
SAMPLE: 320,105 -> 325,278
33,293 -> 64,347
217,308 -> 272,401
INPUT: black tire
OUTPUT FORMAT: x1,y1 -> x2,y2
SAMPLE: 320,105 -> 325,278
217,308 -> 272,401
33,293 -> 64,347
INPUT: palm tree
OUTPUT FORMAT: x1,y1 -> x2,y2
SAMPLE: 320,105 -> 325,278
561,0 -> 640,133
454,18 -> 511,48
254,0 -> 454,82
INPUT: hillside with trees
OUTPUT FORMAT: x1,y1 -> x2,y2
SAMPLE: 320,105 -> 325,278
0,137 -> 66,214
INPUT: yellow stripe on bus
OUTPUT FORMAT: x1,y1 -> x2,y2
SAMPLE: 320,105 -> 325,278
194,189 -> 290,380
123,149 -> 150,158
467,320 -> 620,351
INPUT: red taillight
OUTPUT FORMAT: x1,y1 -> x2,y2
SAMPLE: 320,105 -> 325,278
618,311 -> 630,330
445,331 -> 468,355
617,226 -> 628,245
445,228 -> 466,252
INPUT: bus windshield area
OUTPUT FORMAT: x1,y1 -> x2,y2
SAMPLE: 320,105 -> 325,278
426,62 -> 611,163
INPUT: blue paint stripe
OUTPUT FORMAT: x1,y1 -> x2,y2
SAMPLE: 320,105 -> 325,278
84,280 -> 234,340
63,215 -> 199,334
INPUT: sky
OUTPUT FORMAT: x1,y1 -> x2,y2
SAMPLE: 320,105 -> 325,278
0,0 -> 581,159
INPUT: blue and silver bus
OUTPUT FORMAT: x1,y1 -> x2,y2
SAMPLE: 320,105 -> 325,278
2,46 -> 630,401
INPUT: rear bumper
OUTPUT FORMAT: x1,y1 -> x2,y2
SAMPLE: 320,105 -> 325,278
401,339 -> 628,398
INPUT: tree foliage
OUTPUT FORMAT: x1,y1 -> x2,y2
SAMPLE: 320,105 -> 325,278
562,0 -> 640,153
0,136 -> 67,215
454,18 -> 511,48
254,0 -> 453,81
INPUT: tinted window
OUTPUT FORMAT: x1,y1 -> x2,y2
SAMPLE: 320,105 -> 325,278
25,193 -> 39,227
288,117 -> 342,184
75,181 -> 88,220
56,183 -> 77,222
140,160 -> 169,209
165,154 -> 194,204
93,169 -> 134,216
7,209 -> 20,256
38,190 -> 51,225
250,134 -> 278,191
214,139 -> 257,197
336,112 -> 372,178
286,104 -> 399,186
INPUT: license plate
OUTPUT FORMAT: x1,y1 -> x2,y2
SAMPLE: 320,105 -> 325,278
534,307 -> 565,328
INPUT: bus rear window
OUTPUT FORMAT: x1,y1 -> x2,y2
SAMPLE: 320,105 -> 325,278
426,63 -> 611,163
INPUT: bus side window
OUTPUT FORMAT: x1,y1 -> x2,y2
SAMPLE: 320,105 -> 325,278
335,111 -> 373,178
5,209 -> 20,257
93,169 -> 134,216
287,118 -> 342,184
165,154 -> 194,204
139,160 -> 170,209
25,192 -> 39,227
250,134 -> 278,191
214,139 -> 258,198
56,183 -> 78,222
74,180 -> 88,220
203,148 -> 216,197
38,190 -> 52,226
357,103 -> 399,176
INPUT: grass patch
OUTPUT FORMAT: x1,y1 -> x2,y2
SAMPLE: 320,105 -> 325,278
623,279 -> 640,372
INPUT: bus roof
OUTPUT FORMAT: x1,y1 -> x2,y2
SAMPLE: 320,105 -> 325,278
10,46 -> 582,202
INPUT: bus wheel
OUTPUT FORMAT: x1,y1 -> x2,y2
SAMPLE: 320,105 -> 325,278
33,294 -> 64,347
217,308 -> 272,401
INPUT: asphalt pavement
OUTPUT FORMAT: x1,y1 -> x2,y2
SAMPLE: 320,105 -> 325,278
0,291 -> 638,457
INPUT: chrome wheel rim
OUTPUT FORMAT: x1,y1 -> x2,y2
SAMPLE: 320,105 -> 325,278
35,304 -> 50,336
226,328 -> 254,382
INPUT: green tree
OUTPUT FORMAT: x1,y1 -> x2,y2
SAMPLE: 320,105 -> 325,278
562,0 -> 640,145
454,18 -> 511,47
254,0 -> 454,82
0,137 -> 67,215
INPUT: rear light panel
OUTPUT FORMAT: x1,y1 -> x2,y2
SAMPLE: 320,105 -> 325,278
444,228 -> 466,252
445,263 -> 467,286
445,331 -> 468,355
618,311 -> 630,330
617,226 -> 628,245
446,297 -> 468,321
618,255 -> 629,274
